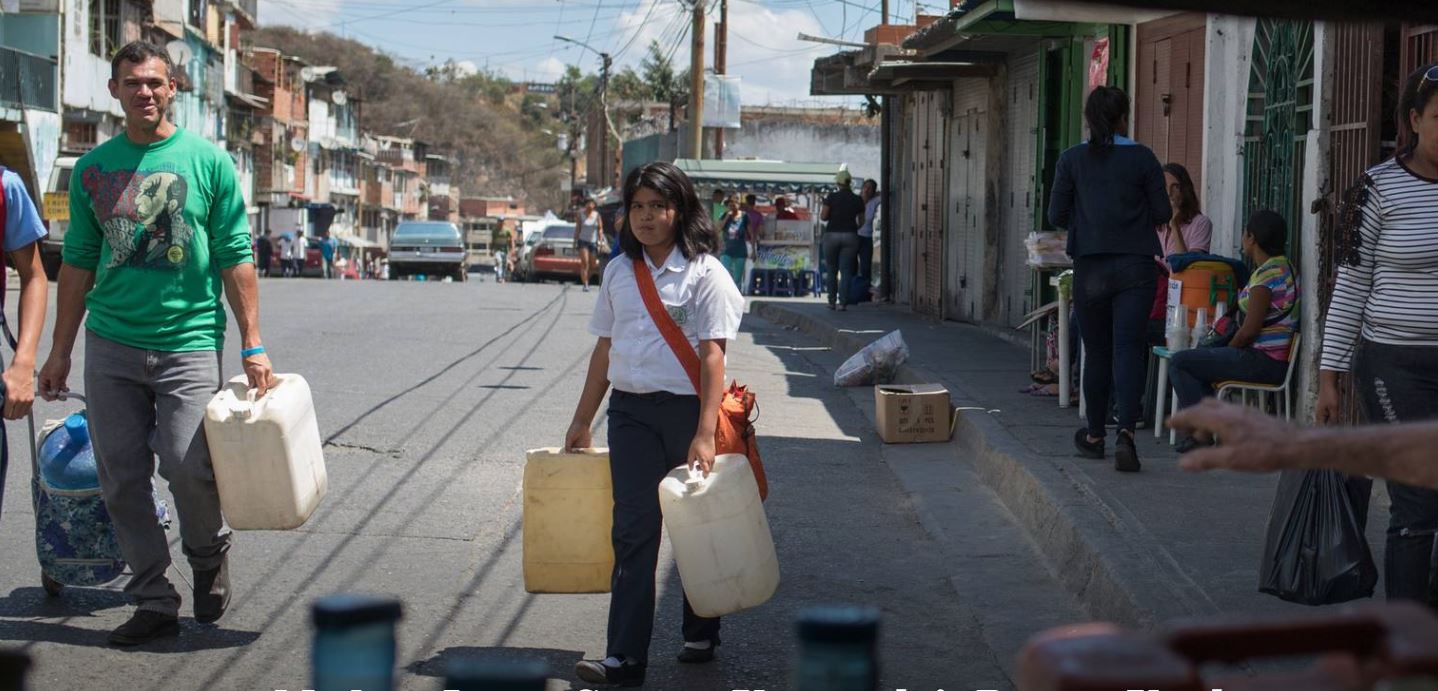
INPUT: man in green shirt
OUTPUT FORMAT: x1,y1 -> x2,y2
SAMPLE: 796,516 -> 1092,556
38,41 -> 275,647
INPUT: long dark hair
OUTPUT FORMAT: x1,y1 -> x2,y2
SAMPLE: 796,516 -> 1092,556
1397,62 -> 1438,158
1245,209 -> 1288,258
1084,86 -> 1130,152
1162,162 -> 1201,225
618,162 -> 718,260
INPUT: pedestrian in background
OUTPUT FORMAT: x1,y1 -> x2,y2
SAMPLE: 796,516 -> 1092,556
0,160 -> 51,436
277,231 -> 294,277
493,217 -> 514,283
718,197 -> 753,291
291,229 -> 306,277
1047,85 -> 1171,473
1168,210 -> 1299,453
820,170 -> 865,311
857,179 -> 880,302
1158,163 -> 1212,257
710,188 -> 727,225
38,41 -> 275,646
319,233 -> 336,279
774,196 -> 800,220
1318,62 -> 1438,607
575,197 -> 601,292
565,161 -> 744,688
255,230 -> 273,277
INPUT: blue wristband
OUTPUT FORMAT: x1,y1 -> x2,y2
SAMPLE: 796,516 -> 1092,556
241,345 -> 266,358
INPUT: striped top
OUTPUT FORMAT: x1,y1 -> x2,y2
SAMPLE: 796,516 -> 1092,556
1239,256 -> 1299,361
1321,157 -> 1438,372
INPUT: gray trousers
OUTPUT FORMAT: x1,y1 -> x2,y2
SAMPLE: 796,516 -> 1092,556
85,330 -> 229,616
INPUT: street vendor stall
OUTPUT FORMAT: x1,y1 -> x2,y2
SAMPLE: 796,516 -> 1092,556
672,159 -> 848,296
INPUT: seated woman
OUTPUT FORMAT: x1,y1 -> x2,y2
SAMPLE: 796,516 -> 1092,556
1169,209 -> 1299,453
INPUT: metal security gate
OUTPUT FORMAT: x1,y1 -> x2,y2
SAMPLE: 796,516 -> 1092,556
891,96 -> 915,307
1243,19 -> 1315,259
912,91 -> 945,318
1003,51 -> 1040,328
1401,24 -> 1438,76
947,80 -> 988,322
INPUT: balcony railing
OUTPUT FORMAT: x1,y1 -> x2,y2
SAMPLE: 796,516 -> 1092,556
0,47 -> 58,112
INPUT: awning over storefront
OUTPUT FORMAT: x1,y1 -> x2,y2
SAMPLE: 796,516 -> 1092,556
335,234 -> 380,249
1043,0 -> 1438,22
671,159 -> 846,193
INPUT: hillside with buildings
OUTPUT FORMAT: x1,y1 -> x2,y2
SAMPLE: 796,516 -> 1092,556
246,25 -> 569,210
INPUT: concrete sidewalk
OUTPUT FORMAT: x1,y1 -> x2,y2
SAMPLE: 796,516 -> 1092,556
753,298 -> 1392,628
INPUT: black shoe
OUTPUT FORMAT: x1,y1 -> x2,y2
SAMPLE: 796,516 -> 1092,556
1073,428 -> 1104,459
677,642 -> 717,664
575,659 -> 646,687
108,610 -> 179,647
1115,430 -> 1141,473
193,557 -> 231,624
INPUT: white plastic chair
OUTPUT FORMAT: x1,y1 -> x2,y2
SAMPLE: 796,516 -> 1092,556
1214,332 -> 1302,420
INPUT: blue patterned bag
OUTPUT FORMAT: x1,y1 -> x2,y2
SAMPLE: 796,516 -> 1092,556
32,412 -> 169,592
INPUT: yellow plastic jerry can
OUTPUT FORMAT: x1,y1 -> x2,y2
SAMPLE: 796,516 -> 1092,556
522,448 -> 614,593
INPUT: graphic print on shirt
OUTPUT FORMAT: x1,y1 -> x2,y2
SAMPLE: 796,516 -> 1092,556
81,165 -> 195,270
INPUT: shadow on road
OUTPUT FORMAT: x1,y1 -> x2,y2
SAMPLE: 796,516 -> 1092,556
406,645 -> 584,679
0,586 -> 128,618
0,617 -> 259,652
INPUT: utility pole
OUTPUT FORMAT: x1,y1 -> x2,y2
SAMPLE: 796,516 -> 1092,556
599,52 -> 623,190
713,0 -> 727,159
882,0 -> 889,23
689,0 -> 705,159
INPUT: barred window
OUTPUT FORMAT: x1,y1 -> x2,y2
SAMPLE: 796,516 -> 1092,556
89,0 -> 120,58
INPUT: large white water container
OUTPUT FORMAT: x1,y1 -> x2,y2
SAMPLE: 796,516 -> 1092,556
204,374 -> 327,530
659,454 -> 779,617
523,448 -> 614,593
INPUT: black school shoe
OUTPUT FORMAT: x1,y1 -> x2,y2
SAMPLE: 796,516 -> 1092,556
1115,430 -> 1141,473
109,610 -> 180,647
1073,428 -> 1105,459
677,641 -> 719,664
193,557 -> 231,624
575,659 -> 646,687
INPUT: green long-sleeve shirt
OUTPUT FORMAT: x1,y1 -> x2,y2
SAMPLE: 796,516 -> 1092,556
64,128 -> 254,352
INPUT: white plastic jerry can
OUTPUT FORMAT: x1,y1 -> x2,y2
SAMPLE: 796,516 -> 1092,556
659,454 -> 779,618
522,448 -> 614,594
203,374 -> 327,531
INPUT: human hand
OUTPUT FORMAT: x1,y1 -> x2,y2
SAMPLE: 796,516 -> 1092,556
37,355 -> 71,402
244,352 -> 276,398
1,364 -> 34,420
1315,378 -> 1341,426
1168,399 -> 1297,474
686,434 -> 716,476
565,420 -> 592,452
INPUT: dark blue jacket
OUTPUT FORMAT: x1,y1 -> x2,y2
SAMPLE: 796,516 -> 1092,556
1047,137 -> 1171,259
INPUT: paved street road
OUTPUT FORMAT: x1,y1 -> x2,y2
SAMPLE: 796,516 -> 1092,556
0,277 -> 1033,691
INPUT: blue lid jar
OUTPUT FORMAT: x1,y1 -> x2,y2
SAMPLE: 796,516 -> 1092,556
38,413 -> 99,492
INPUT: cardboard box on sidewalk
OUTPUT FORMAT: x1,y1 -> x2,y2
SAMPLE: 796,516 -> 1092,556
874,384 -> 953,443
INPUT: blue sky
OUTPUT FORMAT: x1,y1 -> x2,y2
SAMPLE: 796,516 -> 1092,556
256,0 -> 932,105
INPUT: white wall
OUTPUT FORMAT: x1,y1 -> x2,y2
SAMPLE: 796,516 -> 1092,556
61,0 -> 123,116
720,118 -> 881,184
1200,15 -> 1256,257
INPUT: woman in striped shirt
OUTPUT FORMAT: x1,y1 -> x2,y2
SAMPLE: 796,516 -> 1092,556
1319,63 -> 1438,606
1168,210 -> 1298,454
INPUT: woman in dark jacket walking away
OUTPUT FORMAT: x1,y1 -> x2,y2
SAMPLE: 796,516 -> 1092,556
1048,86 -> 1172,472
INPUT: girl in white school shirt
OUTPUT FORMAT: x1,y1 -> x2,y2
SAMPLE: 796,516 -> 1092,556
564,161 -> 746,687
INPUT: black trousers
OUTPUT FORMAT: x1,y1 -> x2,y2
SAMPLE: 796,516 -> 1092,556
606,390 -> 721,666
1353,340 -> 1438,605
1073,254 -> 1157,437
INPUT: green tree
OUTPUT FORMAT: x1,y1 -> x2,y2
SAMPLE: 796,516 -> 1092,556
609,66 -> 651,104
640,41 -> 688,131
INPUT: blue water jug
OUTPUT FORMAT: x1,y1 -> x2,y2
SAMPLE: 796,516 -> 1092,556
312,594 -> 403,691
794,606 -> 881,691
38,413 -> 98,492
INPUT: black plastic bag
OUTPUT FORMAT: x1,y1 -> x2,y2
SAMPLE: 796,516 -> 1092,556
1258,470 -> 1376,605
